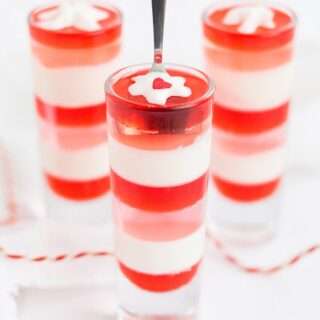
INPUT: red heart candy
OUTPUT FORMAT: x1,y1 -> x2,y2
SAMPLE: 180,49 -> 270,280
152,77 -> 172,90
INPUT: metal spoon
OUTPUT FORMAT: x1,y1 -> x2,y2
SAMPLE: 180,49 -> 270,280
150,0 -> 167,73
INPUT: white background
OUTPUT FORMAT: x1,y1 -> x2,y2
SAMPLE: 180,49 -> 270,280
1,0 -> 320,319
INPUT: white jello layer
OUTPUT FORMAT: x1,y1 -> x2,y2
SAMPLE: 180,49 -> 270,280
115,225 -> 205,275
109,131 -> 211,187
206,60 -> 293,111
33,58 -> 116,107
41,142 -> 109,180
211,145 -> 286,184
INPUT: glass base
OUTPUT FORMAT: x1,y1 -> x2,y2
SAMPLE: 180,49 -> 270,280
45,186 -> 112,226
208,184 -> 282,245
118,309 -> 198,320
118,271 -> 201,318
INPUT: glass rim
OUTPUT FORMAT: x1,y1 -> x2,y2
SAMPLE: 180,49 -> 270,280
27,1 -> 123,35
202,1 -> 298,37
105,63 -> 215,110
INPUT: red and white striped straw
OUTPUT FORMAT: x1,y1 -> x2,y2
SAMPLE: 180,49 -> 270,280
0,247 -> 112,263
207,230 -> 320,274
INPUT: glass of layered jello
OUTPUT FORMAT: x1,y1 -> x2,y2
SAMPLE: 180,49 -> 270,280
203,2 -> 296,241
28,1 -> 122,224
105,64 -> 214,317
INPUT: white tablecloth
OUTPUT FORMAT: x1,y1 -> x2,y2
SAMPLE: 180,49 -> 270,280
1,0 -> 320,319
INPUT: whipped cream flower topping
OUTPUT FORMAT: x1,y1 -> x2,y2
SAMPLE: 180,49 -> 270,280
128,72 -> 192,105
37,1 -> 109,32
223,6 -> 275,34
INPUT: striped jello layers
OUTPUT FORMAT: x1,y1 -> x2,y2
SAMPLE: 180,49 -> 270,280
28,2 -> 122,200
39,120 -> 109,200
106,64 -> 213,315
211,125 -> 286,202
203,3 -> 296,202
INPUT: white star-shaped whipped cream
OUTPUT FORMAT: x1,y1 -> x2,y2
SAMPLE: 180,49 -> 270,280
37,1 -> 109,32
128,72 -> 192,105
223,6 -> 275,34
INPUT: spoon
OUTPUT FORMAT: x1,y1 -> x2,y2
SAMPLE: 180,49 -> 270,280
150,0 -> 167,73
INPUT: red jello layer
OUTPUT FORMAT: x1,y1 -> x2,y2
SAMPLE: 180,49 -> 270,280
213,176 -> 281,202
107,68 -> 212,134
203,5 -> 295,51
111,170 -> 209,212
119,261 -> 200,292
29,5 -> 122,49
46,173 -> 110,200
31,39 -> 121,68
213,101 -> 289,134
36,97 -> 106,126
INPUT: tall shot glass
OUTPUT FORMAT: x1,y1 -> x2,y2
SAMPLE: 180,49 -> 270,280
105,64 -> 214,317
28,2 -> 122,225
203,2 -> 297,242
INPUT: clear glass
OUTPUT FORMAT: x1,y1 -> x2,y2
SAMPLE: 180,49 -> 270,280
105,63 -> 214,318
203,2 -> 297,243
27,2 -> 122,225
0,146 -> 16,225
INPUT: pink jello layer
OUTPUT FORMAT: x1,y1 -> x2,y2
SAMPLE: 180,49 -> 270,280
212,125 -> 286,155
111,170 -> 209,213
204,42 -> 293,71
31,38 -> 121,68
46,173 -> 110,200
213,175 -> 281,202
119,261 -> 200,292
39,118 -> 107,151
113,197 -> 205,241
